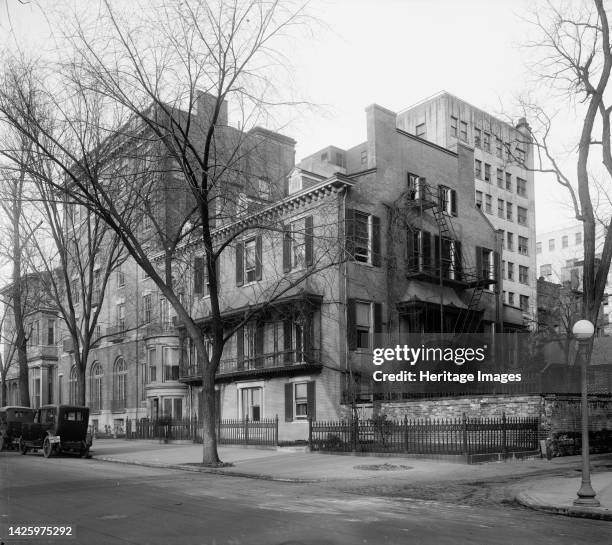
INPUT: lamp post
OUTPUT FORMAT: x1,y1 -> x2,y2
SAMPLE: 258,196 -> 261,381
572,319 -> 599,506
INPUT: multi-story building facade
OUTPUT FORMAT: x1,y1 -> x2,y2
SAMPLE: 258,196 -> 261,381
396,92 -> 537,325
2,96 -> 526,440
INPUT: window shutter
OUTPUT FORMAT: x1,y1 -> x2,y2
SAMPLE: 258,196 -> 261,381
203,259 -> 210,296
194,257 -> 204,294
438,186 -> 444,209
345,208 -> 355,257
372,215 -> 381,267
373,302 -> 383,335
406,229 -> 415,271
255,235 -> 263,281
235,243 -> 244,286
303,316 -> 313,362
307,381 -> 316,421
434,235 -> 440,272
347,299 -> 357,350
451,189 -> 458,216
255,321 -> 265,368
284,383 -> 294,422
283,320 -> 293,363
283,224 -> 291,272
236,326 -> 244,369
305,216 -> 314,266
422,231 -> 432,270
455,240 -> 463,280
475,246 -> 483,279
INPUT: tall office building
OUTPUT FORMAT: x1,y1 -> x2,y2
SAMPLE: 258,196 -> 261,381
397,92 -> 537,326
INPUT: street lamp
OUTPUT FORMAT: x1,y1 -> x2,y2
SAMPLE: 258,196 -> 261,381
572,319 -> 600,506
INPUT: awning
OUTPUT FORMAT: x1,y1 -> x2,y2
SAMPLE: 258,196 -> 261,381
396,280 -> 468,310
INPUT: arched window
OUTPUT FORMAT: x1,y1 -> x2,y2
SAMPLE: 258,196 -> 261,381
89,361 -> 103,411
10,382 -> 19,405
113,357 -> 127,410
69,366 -> 78,404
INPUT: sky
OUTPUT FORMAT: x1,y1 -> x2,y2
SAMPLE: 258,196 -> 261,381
0,0 -> 587,235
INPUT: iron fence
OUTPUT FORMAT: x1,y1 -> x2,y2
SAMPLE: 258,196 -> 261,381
309,414 -> 539,456
125,416 -> 279,446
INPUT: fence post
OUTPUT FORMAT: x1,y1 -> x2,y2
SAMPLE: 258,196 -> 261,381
125,418 -> 131,440
351,414 -> 358,452
274,415 -> 279,446
244,415 -> 249,445
308,417 -> 312,449
462,413 -> 468,456
404,415 -> 408,452
502,412 -> 507,459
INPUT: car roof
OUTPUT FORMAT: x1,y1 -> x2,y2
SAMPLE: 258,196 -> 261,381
0,406 -> 35,412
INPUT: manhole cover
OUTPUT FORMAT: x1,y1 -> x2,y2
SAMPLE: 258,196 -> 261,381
353,463 -> 413,471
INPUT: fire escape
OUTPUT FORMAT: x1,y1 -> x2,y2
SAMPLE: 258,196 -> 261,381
402,175 -> 495,334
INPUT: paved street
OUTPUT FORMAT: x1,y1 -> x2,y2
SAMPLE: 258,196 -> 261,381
1,450 -> 611,545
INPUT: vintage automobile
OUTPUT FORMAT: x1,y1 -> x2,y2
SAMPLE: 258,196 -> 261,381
0,406 -> 35,450
19,405 -> 92,458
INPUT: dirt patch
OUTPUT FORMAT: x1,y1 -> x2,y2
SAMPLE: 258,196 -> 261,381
353,463 -> 413,471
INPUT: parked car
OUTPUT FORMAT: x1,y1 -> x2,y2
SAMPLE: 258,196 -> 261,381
0,406 -> 35,450
19,405 -> 92,458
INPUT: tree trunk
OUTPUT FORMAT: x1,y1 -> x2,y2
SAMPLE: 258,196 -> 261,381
201,351 -> 220,465
76,356 -> 86,406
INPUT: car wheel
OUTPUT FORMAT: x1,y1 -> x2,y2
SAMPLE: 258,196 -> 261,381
79,441 -> 90,458
43,437 -> 53,458
19,438 -> 27,455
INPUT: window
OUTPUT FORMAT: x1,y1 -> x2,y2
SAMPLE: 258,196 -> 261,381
502,260 -> 506,279
47,319 -> 55,345
484,163 -> 491,182
516,177 -> 527,197
549,238 -> 555,251
334,152 -> 344,168
505,172 -> 512,191
507,232 -> 514,251
148,348 -> 157,383
89,361 -> 103,411
517,206 -> 527,226
474,128 -> 481,148
143,294 -> 152,323
117,303 -> 125,331
485,194 -> 492,214
536,242 -> 542,254
320,152 -> 328,161
496,137 -> 502,158
575,232 -> 582,245
416,123 -> 426,138
346,210 -> 381,266
113,357 -> 127,405
160,297 -> 168,326
475,160 -> 482,179
507,262 -> 515,281
408,230 -> 433,273
506,202 -> 513,222
285,381 -> 315,422
294,382 -> 309,419
28,320 -> 39,347
460,121 -> 468,142
438,185 -> 458,216
31,367 -> 40,408
497,199 -> 504,218
450,116 -> 458,137
500,230 -> 505,249
562,235 -> 568,248
508,292 -> 515,306
478,247 -> 495,281
163,346 -> 179,381
360,150 -> 367,165
241,386 -> 262,421
497,169 -> 503,188
475,191 -> 483,208
117,268 -> 125,287
516,147 -> 526,163
518,236 -> 528,255
483,132 -> 491,152
519,265 -> 529,284
355,302 -> 371,349
236,236 -> 262,285
520,295 -> 529,311
258,177 -> 271,201
540,264 -> 552,277
283,217 -> 313,272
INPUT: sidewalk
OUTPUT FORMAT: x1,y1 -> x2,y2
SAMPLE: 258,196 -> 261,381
515,472 -> 612,521
91,439 -> 612,519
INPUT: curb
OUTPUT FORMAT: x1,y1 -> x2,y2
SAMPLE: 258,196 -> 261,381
515,491 -> 612,521
92,455 -> 321,483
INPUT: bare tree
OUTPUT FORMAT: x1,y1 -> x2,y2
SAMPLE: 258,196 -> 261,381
0,0 -> 337,465
517,0 -> 612,328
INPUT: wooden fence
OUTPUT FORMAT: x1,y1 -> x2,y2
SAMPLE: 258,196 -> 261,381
308,414 -> 540,456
